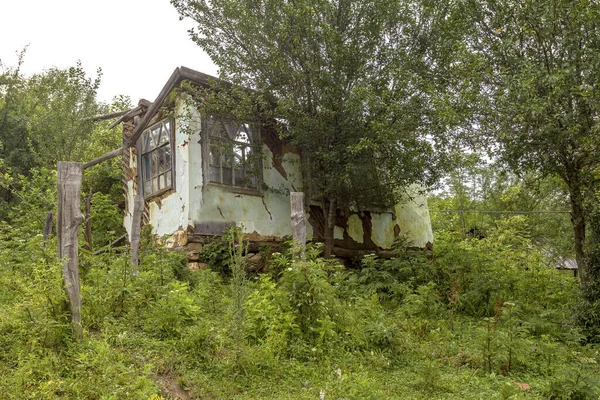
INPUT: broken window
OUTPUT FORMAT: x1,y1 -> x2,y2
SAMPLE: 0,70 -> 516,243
139,118 -> 174,197
207,119 -> 259,190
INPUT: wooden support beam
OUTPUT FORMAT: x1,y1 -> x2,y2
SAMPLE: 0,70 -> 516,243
290,192 -> 306,258
91,109 -> 129,122
57,161 -> 84,339
83,147 -> 122,170
130,195 -> 144,275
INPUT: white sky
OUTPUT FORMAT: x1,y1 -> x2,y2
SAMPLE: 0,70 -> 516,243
0,0 -> 218,104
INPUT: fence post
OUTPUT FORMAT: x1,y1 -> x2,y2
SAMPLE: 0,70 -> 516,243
57,161 -> 83,339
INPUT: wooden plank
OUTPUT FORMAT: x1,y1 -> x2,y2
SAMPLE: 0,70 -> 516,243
291,192 -> 306,258
57,161 -> 83,339
130,195 -> 144,275
108,106 -> 144,129
83,147 -> 123,170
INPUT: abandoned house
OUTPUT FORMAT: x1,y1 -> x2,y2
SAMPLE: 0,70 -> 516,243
120,66 -> 434,259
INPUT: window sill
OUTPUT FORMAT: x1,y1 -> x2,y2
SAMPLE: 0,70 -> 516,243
143,187 -> 175,201
205,182 -> 263,197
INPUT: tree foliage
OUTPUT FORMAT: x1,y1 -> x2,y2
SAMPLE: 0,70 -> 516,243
172,0 -> 472,254
467,0 -> 600,275
0,53 -> 129,220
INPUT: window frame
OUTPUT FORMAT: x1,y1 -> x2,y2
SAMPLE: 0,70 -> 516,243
201,117 -> 263,196
136,117 -> 176,199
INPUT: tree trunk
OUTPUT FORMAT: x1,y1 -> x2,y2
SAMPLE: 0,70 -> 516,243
323,198 -> 337,258
567,172 -> 586,282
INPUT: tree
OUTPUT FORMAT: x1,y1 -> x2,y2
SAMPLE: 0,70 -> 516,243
0,50 -> 37,179
468,0 -> 600,279
172,0 -> 470,256
1,53 -> 126,220
26,62 -> 102,166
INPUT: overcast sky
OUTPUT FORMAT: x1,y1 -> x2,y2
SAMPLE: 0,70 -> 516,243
0,0 -> 218,103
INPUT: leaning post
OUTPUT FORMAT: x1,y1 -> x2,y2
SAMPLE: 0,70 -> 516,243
290,192 -> 306,259
130,195 -> 145,275
57,161 -> 84,339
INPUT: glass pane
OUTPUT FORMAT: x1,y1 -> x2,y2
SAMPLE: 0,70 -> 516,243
159,123 -> 169,145
152,177 -> 159,193
143,154 -> 151,181
247,175 -> 257,188
165,172 -> 172,188
236,124 -> 251,143
209,143 -> 220,166
147,127 -> 155,149
233,151 -> 242,167
144,179 -> 151,196
158,148 -> 166,174
151,151 -> 158,178
222,167 -> 232,185
210,166 -> 220,183
164,146 -> 171,170
142,133 -> 148,152
234,168 -> 244,186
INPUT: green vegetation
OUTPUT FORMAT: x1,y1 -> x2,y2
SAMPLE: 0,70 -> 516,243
2,1 -> 600,398
1,185 -> 598,399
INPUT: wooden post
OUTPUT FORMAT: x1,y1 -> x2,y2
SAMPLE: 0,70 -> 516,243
130,195 -> 144,275
57,161 -> 84,339
290,192 -> 306,258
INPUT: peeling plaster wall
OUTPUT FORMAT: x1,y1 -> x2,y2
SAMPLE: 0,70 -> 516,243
394,188 -> 434,248
124,98 -> 434,251
189,140 -> 304,239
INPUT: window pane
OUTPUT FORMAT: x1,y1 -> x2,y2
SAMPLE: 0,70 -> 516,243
165,172 -> 172,188
164,146 -> 171,171
151,151 -> 158,177
234,168 -> 244,186
210,142 -> 220,166
248,175 -> 257,188
207,119 -> 259,189
233,151 -> 242,168
159,124 -> 169,146
144,179 -> 151,196
158,147 -> 166,174
142,133 -> 150,152
210,166 -> 220,183
142,154 -> 151,181
222,167 -> 232,185
236,124 -> 251,143
152,177 -> 159,193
